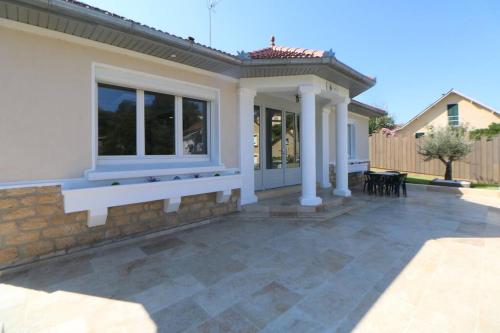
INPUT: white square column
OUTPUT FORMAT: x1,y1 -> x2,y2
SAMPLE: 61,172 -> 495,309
238,87 -> 258,205
299,85 -> 322,206
320,107 -> 332,188
334,98 -> 352,197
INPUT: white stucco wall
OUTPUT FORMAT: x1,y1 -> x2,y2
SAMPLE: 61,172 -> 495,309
328,109 -> 370,163
0,23 -> 239,183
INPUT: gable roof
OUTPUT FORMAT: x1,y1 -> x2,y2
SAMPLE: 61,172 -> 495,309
398,89 -> 499,131
0,0 -> 376,97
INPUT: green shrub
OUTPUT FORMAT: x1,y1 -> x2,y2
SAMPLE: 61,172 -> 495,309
469,122 -> 500,140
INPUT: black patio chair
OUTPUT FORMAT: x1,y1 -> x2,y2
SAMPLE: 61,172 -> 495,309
370,174 -> 387,196
363,171 -> 374,194
394,173 -> 408,197
385,175 -> 399,196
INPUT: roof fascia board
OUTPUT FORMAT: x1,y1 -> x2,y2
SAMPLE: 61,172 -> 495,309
349,100 -> 387,118
450,90 -> 499,115
243,57 -> 375,86
9,0 -> 242,65
397,91 -> 452,131
3,0 -> 377,90
0,17 -> 239,82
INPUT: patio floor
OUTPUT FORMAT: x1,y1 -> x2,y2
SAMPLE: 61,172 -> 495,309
1,188 -> 499,332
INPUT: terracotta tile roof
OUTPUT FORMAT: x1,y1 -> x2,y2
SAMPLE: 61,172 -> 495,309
248,36 -> 328,59
249,46 -> 326,59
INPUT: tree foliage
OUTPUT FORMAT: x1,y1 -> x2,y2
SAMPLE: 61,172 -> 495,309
369,115 -> 396,134
469,122 -> 500,140
418,126 -> 472,180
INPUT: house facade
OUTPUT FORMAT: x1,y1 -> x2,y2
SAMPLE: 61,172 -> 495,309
398,89 -> 500,137
0,0 -> 384,267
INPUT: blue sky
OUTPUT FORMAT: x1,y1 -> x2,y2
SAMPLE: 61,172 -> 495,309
84,0 -> 500,124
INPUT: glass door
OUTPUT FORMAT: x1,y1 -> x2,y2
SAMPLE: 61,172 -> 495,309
261,109 -> 302,189
263,108 -> 285,188
284,112 -> 301,185
253,106 -> 263,191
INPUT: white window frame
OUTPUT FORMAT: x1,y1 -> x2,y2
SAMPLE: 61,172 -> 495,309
347,120 -> 356,160
447,103 -> 459,127
91,63 -> 221,169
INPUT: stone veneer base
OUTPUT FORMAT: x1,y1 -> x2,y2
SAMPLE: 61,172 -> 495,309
329,165 -> 365,189
0,185 -> 240,269
0,215 -> 224,277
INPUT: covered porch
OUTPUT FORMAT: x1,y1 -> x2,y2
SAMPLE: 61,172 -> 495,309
239,75 -> 353,206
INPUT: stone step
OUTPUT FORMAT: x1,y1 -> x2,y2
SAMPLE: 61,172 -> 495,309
241,196 -> 363,220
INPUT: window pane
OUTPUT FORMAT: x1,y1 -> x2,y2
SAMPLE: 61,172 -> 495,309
266,109 -> 282,169
145,91 -> 175,155
296,115 -> 300,166
285,112 -> 299,168
448,104 -> 459,126
183,98 -> 208,155
348,124 -> 355,159
98,83 -> 136,156
254,106 -> 261,170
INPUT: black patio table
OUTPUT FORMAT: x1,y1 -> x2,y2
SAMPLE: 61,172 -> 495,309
365,172 -> 406,196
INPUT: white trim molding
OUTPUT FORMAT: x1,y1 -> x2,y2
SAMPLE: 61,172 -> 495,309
90,63 -> 222,178
63,174 -> 241,227
330,159 -> 369,173
164,197 -> 182,213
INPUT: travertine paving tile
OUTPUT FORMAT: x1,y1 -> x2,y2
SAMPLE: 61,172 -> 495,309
152,298 -> 209,333
233,281 -> 303,329
1,189 -> 499,332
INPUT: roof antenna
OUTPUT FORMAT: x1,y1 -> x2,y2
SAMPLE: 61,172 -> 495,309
207,0 -> 221,47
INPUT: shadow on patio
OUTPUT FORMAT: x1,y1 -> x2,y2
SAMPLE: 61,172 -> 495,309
1,187 -> 499,332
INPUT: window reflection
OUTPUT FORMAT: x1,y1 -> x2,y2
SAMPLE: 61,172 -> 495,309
266,109 -> 283,169
254,106 -> 261,170
285,112 -> 300,168
98,83 -> 137,156
145,91 -> 175,155
183,98 -> 208,155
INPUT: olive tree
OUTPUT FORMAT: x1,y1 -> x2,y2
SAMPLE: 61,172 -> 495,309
418,126 -> 472,180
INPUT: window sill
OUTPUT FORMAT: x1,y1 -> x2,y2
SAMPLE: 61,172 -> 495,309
86,162 -> 227,181
330,159 -> 369,173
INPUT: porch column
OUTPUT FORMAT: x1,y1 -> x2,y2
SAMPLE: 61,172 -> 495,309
238,87 -> 258,205
320,107 -> 332,188
334,98 -> 351,197
299,85 -> 322,206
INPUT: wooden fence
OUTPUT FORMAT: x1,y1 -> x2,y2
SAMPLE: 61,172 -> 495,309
369,133 -> 500,184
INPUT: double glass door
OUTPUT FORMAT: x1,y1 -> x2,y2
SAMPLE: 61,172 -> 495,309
254,106 -> 301,190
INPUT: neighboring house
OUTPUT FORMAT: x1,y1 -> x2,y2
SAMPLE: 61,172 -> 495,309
398,89 -> 500,137
0,0 -> 384,266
